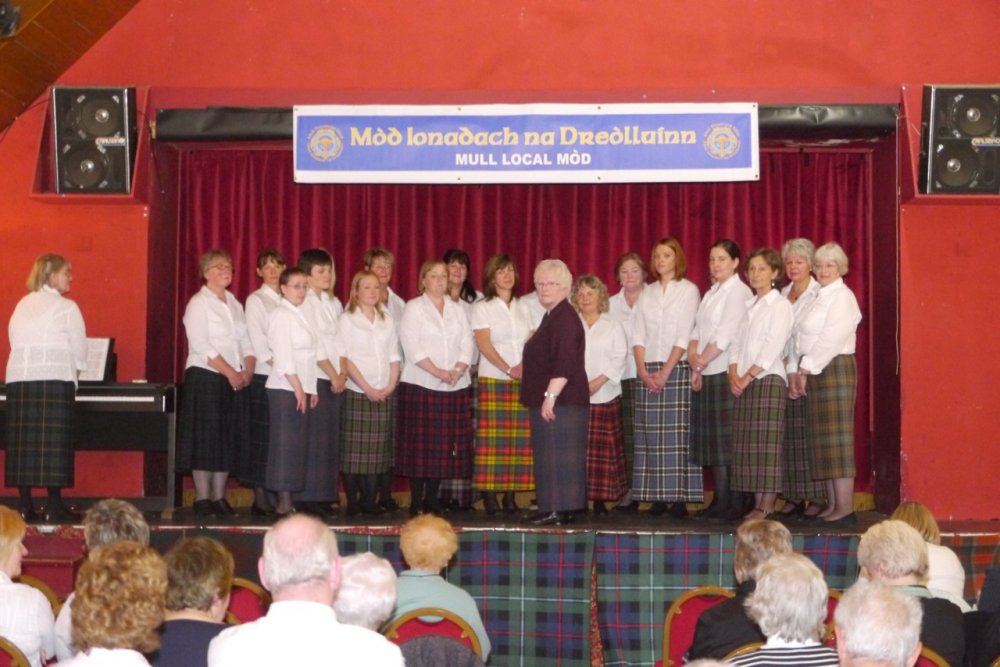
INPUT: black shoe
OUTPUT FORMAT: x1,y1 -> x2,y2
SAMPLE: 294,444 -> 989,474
44,505 -> 82,523
592,501 -> 608,515
528,511 -> 573,526
502,493 -> 519,515
521,510 -> 548,524
251,503 -> 276,517
667,502 -> 689,518
823,512 -> 858,528
19,506 -> 40,522
423,500 -> 448,516
483,493 -> 500,516
612,501 -> 639,513
379,498 -> 401,512
213,499 -> 238,516
193,499 -> 216,517
648,502 -> 669,516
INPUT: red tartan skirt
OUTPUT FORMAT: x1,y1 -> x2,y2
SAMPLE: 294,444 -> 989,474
587,398 -> 629,500
395,382 -> 474,479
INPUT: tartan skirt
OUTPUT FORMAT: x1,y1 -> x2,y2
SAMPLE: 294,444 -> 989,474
806,354 -> 857,480
620,378 -> 640,476
298,380 -> 342,502
632,361 -> 703,502
731,374 -> 787,493
782,396 -> 826,500
340,390 -> 395,474
395,383 -> 473,479
177,366 -> 249,473
472,377 -> 534,491
689,372 -> 735,466
4,380 -> 75,487
265,388 -> 309,492
586,398 -> 629,500
237,373 -> 270,487
529,404 -> 588,512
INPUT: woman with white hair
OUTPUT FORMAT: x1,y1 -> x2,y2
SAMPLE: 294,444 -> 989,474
791,242 -> 861,526
520,259 -> 589,526
728,552 -> 838,666
334,552 -> 397,631
857,520 -> 965,666
834,580 -> 923,667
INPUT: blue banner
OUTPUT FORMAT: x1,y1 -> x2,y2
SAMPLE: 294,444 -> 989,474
293,103 -> 758,184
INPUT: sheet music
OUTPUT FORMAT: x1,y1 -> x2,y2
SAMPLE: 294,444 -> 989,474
80,338 -> 112,382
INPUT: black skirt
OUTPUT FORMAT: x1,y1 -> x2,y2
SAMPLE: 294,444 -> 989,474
177,366 -> 249,473
4,380 -> 75,487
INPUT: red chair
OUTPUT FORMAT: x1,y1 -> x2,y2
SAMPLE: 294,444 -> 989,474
822,588 -> 842,642
382,607 -> 483,658
915,646 -> 949,667
661,585 -> 735,667
0,636 -> 30,667
224,576 -> 272,625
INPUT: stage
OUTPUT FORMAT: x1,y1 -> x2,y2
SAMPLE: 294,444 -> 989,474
20,506 -> 1000,667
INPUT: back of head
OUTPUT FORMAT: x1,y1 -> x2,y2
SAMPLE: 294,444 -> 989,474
261,515 -> 339,596
857,520 -> 929,582
164,536 -> 235,613
72,541 -> 167,654
835,580 -> 923,667
734,518 -> 793,582
0,506 -> 26,566
334,552 -> 397,631
84,499 -> 150,550
400,514 -> 458,572
890,501 -> 941,545
747,553 -> 828,643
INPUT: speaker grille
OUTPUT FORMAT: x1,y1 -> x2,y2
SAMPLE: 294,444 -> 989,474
51,87 -> 137,194
920,85 -> 1000,194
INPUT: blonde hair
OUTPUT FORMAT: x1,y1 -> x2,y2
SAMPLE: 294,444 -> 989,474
26,253 -> 70,292
347,270 -> 386,319
570,274 -> 610,313
890,501 -> 942,545
0,506 -> 27,565
733,518 -> 793,583
417,260 -> 446,295
400,514 -> 458,571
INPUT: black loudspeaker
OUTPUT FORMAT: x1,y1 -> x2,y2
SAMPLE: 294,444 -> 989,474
920,85 -> 1000,194
52,87 -> 137,194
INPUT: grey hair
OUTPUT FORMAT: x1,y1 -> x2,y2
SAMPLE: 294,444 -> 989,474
261,515 -> 339,592
857,520 -> 929,581
814,242 -> 849,275
333,552 -> 397,631
84,499 -> 150,550
835,580 -> 922,667
533,259 -> 573,290
781,238 -> 816,266
746,553 -> 828,643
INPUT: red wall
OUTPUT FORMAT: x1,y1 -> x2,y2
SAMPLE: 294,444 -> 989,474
1,0 -> 998,516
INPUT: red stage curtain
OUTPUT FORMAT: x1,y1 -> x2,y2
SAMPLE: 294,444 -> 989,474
167,145 -> 873,489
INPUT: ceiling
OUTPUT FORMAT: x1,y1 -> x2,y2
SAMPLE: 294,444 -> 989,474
0,0 -> 139,133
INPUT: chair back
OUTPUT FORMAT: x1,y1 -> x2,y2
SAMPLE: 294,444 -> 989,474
383,607 -> 483,658
721,641 -> 764,662
822,588 -> 842,642
0,636 -> 30,667
224,576 -> 272,625
661,585 -> 735,667
398,635 -> 486,667
915,646 -> 950,667
15,574 -> 63,617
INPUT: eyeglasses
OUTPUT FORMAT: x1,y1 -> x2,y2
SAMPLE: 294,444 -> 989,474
209,263 -> 233,272
534,281 -> 561,289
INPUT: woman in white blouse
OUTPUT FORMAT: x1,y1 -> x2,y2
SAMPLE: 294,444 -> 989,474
242,248 -> 286,517
792,242 -> 862,527
265,267 -> 321,517
572,274 -> 629,515
778,238 -> 826,519
632,237 -> 702,517
728,248 -> 793,518
297,248 -> 348,519
5,253 -> 87,521
0,506 -> 55,667
178,250 -> 254,518
607,252 -> 647,512
396,260 -> 474,516
471,254 -> 534,515
338,270 -> 401,515
688,240 -> 752,521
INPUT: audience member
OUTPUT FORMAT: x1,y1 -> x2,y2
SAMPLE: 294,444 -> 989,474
391,514 -> 491,660
857,520 -> 965,666
56,541 -> 167,666
728,553 -> 838,665
0,506 -> 55,667
890,500 -> 970,611
149,537 -> 234,667
207,515 -> 402,666
834,579 -> 923,667
55,499 -> 150,661
334,552 -> 397,631
686,518 -> 792,661
964,607 -> 1000,667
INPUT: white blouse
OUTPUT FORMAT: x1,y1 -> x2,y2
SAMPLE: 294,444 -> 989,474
632,279 -> 700,363
301,290 -> 345,381
183,286 -> 253,373
339,308 -> 400,392
608,289 -> 641,380
520,291 -> 546,330
6,286 -> 87,384
691,274 -> 752,376
244,285 -> 281,376
781,277 -> 821,373
399,294 -> 474,392
729,290 -> 794,381
266,299 -> 321,394
582,313 -> 628,404
0,572 -> 55,667
794,277 -> 862,375
471,296 -> 533,380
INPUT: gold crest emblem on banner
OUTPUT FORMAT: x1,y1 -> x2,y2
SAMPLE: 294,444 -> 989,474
704,123 -> 741,160
307,126 -> 344,162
